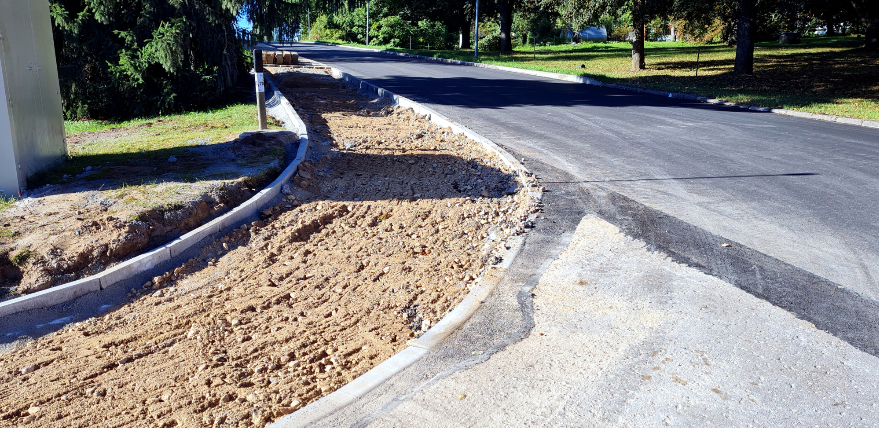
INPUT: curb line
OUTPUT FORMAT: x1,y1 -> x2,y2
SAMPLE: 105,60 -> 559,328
293,41 -> 879,130
0,75 -> 310,319
267,63 -> 542,428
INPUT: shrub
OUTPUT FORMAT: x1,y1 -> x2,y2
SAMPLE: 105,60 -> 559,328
50,0 -> 242,121
417,20 -> 447,49
11,249 -> 31,266
374,16 -> 414,47
477,20 -> 501,51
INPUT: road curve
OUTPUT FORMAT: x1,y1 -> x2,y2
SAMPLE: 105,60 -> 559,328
278,42 -> 879,353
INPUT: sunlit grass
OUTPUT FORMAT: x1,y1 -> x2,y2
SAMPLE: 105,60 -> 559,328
65,103 -> 268,155
0,196 -> 13,213
35,103 -> 281,187
321,36 -> 878,120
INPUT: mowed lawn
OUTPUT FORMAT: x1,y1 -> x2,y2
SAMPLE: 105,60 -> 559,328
29,103 -> 280,187
342,36 -> 878,120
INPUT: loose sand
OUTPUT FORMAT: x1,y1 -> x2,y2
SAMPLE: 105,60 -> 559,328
0,69 -> 537,427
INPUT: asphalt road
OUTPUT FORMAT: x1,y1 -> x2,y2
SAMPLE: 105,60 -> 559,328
278,42 -> 879,355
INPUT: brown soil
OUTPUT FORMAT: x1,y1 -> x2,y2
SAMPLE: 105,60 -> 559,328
0,133 -> 292,300
0,69 -> 538,427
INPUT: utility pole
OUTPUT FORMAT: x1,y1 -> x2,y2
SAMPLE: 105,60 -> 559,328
474,0 -> 480,59
366,1 -> 370,46
307,7 -> 311,40
253,50 -> 267,130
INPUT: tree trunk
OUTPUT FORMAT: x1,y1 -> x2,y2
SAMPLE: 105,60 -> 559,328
866,18 -> 879,49
498,0 -> 513,53
734,0 -> 756,74
631,0 -> 646,71
460,24 -> 471,49
825,16 -> 836,36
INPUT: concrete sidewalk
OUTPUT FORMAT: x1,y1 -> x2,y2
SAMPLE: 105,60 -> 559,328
315,214 -> 879,427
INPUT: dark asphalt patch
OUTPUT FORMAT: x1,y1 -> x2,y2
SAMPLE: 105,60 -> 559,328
580,184 -> 879,357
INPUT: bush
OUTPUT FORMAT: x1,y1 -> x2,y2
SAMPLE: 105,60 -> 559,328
332,8 -> 368,43
50,0 -> 242,121
312,14 -> 345,42
477,20 -> 501,51
374,16 -> 414,47
609,25 -> 634,42
417,20 -> 447,49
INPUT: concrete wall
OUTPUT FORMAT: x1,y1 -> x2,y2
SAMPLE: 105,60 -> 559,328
0,0 -> 67,198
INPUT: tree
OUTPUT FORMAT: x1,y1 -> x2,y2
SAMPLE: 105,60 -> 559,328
498,0 -> 515,52
50,0 -> 248,120
850,0 -> 879,49
631,0 -> 646,70
733,0 -> 755,74
543,0 -> 671,71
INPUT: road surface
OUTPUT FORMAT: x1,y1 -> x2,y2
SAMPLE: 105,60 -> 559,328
274,43 -> 879,357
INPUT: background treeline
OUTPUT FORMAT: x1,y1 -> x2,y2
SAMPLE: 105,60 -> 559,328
49,0 -> 301,120
51,0 -> 876,120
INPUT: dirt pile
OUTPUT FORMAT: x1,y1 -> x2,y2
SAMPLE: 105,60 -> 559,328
0,132 -> 292,299
0,69 -> 538,427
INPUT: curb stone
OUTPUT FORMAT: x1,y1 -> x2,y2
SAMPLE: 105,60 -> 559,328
291,41 -> 879,131
267,63 -> 542,428
0,74 -> 309,319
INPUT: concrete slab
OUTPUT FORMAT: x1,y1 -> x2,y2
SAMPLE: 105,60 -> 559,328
359,215 -> 879,427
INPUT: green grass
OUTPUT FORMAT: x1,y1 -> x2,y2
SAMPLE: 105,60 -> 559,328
65,103 -> 265,154
34,103 -> 281,187
10,248 -> 31,266
0,196 -> 13,213
318,36 -> 878,120
0,227 -> 18,240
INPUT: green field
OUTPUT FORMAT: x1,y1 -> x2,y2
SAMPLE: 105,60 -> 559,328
324,37 -> 878,120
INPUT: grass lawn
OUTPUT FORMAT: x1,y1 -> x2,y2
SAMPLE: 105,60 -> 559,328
31,103 -> 280,187
0,197 -> 13,213
320,36 -> 878,120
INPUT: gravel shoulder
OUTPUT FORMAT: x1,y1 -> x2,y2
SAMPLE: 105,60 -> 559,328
0,69 -> 538,427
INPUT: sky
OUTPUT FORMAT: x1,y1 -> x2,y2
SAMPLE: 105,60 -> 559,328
236,13 -> 253,31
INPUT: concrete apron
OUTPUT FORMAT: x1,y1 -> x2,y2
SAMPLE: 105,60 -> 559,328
348,213 -> 879,427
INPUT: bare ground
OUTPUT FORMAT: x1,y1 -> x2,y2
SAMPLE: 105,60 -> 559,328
0,70 -> 538,427
0,132 -> 293,300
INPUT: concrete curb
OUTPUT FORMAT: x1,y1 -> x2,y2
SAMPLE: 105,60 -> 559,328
296,41 -> 879,130
267,64 -> 541,428
0,75 -> 310,319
